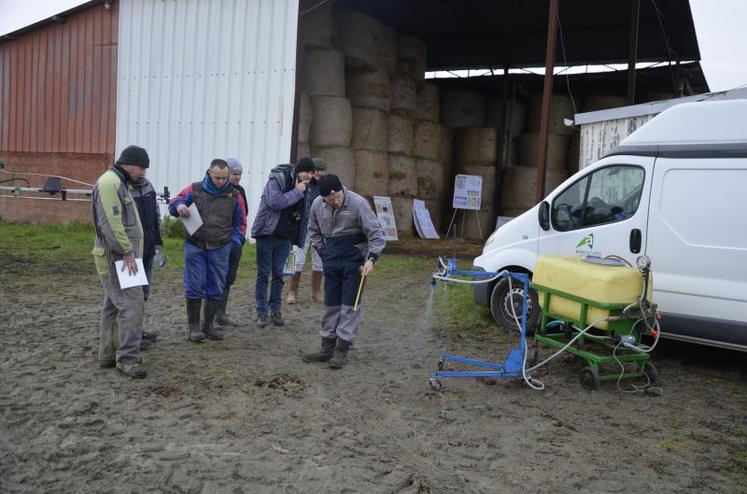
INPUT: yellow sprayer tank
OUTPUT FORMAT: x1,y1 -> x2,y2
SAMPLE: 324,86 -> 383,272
532,256 -> 652,330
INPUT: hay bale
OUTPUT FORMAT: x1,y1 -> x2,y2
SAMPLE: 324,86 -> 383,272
425,199 -> 443,233
455,165 -> 497,209
439,126 -> 454,166
336,9 -> 382,71
517,132 -> 570,169
441,90 -> 486,128
310,96 -> 353,147
298,92 -> 312,144
378,25 -> 398,74
390,75 -> 417,118
455,127 -> 498,167
398,34 -> 427,87
500,207 -> 530,218
388,155 -> 417,196
354,150 -> 389,197
500,165 -> 569,210
416,83 -> 440,122
486,98 -> 527,138
461,207 -> 495,240
296,142 -> 310,160
310,146 -> 356,187
352,108 -> 387,152
416,159 -> 445,200
413,120 -> 441,160
301,48 -> 346,97
526,94 -> 575,135
299,3 -> 336,48
583,94 -> 627,112
347,66 -> 391,112
387,114 -> 414,156
391,195 -> 414,237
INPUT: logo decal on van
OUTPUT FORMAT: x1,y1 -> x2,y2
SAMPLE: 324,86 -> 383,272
576,233 -> 594,249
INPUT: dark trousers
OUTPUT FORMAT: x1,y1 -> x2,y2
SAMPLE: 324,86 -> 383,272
225,243 -> 244,288
255,236 -> 291,315
142,253 -> 154,301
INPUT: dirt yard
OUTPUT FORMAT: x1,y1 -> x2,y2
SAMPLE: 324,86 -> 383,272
1,253 -> 745,493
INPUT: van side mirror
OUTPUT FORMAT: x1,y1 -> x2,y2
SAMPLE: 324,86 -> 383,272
539,201 -> 550,231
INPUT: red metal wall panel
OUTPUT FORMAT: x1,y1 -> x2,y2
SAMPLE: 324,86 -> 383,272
0,2 -> 118,154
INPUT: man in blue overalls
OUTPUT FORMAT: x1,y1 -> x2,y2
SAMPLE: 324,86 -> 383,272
303,174 -> 386,368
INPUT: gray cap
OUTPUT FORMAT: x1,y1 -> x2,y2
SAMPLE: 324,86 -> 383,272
227,158 -> 243,174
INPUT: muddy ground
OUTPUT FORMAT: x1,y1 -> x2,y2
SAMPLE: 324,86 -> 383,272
1,254 -> 745,494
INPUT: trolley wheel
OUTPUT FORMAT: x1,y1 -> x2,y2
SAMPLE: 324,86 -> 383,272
428,378 -> 443,391
437,359 -> 445,371
644,362 -> 658,385
579,367 -> 600,390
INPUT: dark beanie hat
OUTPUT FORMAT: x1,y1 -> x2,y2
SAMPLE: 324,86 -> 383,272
318,174 -> 343,197
116,145 -> 150,168
295,157 -> 315,174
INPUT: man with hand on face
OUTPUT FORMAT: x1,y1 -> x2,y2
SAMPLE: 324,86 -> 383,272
92,145 -> 151,379
303,174 -> 385,369
251,157 -> 315,328
169,159 -> 245,343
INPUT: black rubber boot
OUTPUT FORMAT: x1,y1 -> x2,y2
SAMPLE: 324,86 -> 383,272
328,338 -> 351,369
302,336 -> 337,363
202,299 -> 224,341
215,286 -> 240,327
187,298 -> 205,342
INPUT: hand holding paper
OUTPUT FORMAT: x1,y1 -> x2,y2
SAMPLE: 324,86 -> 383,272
114,258 -> 149,289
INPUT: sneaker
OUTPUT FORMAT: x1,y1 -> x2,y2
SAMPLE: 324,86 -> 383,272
256,313 -> 269,328
116,358 -> 147,379
270,312 -> 285,327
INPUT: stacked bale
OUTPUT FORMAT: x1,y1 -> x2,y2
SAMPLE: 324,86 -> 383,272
500,166 -> 568,217
297,92 -> 312,159
347,66 -> 391,112
298,3 -> 336,48
387,112 -> 415,236
335,9 -> 383,71
398,35 -> 427,88
412,82 -> 444,235
301,48 -> 346,97
519,94 -> 573,170
309,95 -> 355,185
455,127 -> 498,239
352,107 -> 388,197
441,90 -> 486,129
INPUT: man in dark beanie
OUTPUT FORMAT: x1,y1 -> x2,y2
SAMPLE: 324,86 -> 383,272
251,157 -> 315,327
169,159 -> 245,343
303,174 -> 386,369
92,145 -> 150,378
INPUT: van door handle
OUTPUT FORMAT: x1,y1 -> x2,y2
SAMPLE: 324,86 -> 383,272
630,229 -> 641,253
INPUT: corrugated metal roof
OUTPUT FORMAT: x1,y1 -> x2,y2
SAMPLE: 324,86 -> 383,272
115,0 -> 299,229
0,1 -> 118,153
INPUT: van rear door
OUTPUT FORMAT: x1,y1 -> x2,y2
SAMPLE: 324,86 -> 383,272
537,156 -> 654,265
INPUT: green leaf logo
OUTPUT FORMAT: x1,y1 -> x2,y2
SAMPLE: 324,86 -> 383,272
576,233 -> 594,249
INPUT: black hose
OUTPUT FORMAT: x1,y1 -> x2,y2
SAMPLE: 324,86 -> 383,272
0,177 -> 31,187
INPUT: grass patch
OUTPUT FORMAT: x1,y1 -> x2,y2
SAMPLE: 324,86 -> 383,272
646,459 -> 671,476
721,448 -> 747,475
657,436 -> 684,452
434,281 -> 496,330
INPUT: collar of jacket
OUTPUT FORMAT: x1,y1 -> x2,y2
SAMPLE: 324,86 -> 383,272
270,163 -> 296,190
111,164 -> 132,185
202,172 -> 233,195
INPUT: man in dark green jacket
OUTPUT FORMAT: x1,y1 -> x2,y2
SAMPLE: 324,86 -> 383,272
91,145 -> 150,379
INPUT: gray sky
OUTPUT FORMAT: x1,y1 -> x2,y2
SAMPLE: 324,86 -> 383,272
0,0 -> 745,92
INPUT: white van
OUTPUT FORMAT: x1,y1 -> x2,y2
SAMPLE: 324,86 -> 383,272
473,100 -> 747,352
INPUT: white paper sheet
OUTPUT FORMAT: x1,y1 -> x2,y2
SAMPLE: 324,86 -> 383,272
413,200 -> 440,239
180,203 -> 203,235
114,258 -> 149,289
373,196 -> 399,241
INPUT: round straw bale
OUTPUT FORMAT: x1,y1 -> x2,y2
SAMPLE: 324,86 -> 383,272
526,94 -> 575,135
390,75 -> 417,118
299,3 -> 336,48
298,92 -> 312,144
455,127 -> 498,167
378,25 -> 398,74
425,199 -> 443,233
336,9 -> 383,71
352,108 -> 387,152
416,83 -> 440,122
354,150 -> 389,197
461,207 -> 495,240
301,48 -> 346,97
439,126 -> 454,166
413,120 -> 441,160
517,132 -> 570,169
387,114 -> 414,156
310,146 -> 356,187
296,142 -> 310,160
398,34 -> 427,87
416,159 -> 445,200
455,165 -> 497,209
441,90 -> 486,128
388,155 -> 417,196
347,66 -> 391,112
391,195 -> 414,237
310,96 -> 353,147
500,165 -> 569,210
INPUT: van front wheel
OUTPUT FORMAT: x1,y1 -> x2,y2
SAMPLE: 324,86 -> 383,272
490,278 -> 540,335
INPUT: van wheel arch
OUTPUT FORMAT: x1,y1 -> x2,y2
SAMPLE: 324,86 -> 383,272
489,267 -> 540,335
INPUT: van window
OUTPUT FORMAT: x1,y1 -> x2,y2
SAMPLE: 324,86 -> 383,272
552,165 -> 644,231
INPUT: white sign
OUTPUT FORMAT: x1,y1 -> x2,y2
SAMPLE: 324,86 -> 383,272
114,258 -> 149,289
413,199 -> 439,239
452,174 -> 482,210
372,196 -> 399,241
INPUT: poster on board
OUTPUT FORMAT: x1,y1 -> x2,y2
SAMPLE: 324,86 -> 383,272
452,174 -> 482,210
372,196 -> 399,241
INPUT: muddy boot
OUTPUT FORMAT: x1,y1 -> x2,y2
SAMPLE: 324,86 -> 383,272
302,336 -> 337,363
215,286 -> 240,327
311,271 -> 323,303
202,299 -> 224,341
328,339 -> 351,369
286,272 -> 301,305
187,298 -> 206,343
116,358 -> 147,379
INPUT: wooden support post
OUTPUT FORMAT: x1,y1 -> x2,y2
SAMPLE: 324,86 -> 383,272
627,0 -> 641,105
535,0 -> 559,203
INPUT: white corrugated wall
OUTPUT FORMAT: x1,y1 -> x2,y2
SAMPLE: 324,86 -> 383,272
115,0 -> 299,229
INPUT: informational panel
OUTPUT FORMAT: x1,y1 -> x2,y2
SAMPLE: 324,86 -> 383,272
413,199 -> 439,239
373,196 -> 398,241
452,174 -> 482,210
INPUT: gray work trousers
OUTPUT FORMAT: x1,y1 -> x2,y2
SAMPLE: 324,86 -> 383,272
321,305 -> 362,343
98,269 -> 144,363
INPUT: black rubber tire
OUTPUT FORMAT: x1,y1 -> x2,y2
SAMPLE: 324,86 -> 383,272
644,361 -> 658,385
579,366 -> 600,390
490,278 -> 540,335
